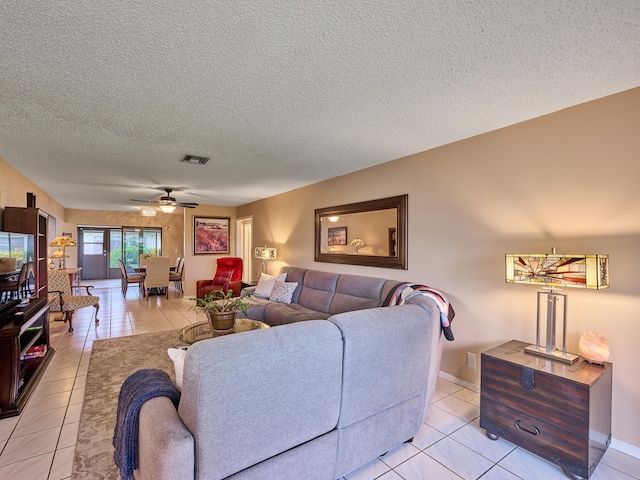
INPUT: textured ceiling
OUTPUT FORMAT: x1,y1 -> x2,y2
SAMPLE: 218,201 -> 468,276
1,1 -> 639,211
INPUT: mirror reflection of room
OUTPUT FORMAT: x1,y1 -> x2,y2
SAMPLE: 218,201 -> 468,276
320,209 -> 397,257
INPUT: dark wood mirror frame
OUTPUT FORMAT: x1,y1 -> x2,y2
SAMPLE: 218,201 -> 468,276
315,194 -> 408,269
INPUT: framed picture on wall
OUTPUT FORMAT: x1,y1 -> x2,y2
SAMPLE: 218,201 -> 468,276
194,217 -> 230,254
327,226 -> 347,246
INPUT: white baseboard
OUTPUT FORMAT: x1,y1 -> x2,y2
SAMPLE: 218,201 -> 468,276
609,438 -> 640,460
438,371 -> 640,460
438,371 -> 479,393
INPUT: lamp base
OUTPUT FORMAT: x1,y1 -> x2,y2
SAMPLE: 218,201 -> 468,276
524,344 -> 580,364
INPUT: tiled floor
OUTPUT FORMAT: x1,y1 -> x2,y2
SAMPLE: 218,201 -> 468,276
0,281 -> 639,480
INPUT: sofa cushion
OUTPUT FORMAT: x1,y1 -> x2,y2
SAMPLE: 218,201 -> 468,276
329,274 -> 387,314
329,305 -> 431,428
254,272 -> 287,298
167,347 -> 189,390
279,267 -> 307,304
264,303 -> 331,326
297,270 -> 339,314
269,281 -> 298,304
179,321 -> 343,479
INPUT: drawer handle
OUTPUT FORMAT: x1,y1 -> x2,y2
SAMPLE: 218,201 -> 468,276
515,420 -> 539,436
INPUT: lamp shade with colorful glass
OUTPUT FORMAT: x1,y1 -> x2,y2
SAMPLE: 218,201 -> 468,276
49,235 -> 77,270
505,249 -> 609,363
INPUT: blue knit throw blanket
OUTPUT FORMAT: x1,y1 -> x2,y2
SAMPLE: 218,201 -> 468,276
113,369 -> 181,480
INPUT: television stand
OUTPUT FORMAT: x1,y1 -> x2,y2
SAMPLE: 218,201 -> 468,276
0,296 -> 54,418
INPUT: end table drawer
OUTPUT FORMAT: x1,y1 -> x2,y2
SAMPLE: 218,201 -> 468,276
482,398 -> 586,467
481,355 -> 588,435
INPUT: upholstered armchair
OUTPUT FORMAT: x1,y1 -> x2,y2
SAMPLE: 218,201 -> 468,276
196,257 -> 243,299
48,269 -> 99,332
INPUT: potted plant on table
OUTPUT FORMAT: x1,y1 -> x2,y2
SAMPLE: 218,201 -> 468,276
191,289 -> 253,330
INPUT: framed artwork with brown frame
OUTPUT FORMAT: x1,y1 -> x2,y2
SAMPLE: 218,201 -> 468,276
327,226 -> 347,245
194,216 -> 230,254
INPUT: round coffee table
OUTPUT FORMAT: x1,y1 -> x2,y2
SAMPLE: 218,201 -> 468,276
179,318 -> 270,344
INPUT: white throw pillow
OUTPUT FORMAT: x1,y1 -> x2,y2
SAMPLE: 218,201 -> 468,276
167,346 -> 189,390
269,281 -> 298,304
254,272 -> 287,298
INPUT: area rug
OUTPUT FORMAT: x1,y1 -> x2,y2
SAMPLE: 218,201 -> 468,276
72,330 -> 188,479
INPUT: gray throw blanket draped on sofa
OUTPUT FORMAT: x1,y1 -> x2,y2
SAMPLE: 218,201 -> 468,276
113,369 -> 181,480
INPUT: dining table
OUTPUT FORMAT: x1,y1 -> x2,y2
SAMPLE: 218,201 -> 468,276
0,270 -> 20,282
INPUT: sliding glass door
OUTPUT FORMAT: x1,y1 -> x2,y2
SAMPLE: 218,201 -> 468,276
78,226 -> 162,279
122,227 -> 162,268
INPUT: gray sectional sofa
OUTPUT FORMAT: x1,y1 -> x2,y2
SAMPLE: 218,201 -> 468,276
240,266 -> 403,324
134,267 -> 448,479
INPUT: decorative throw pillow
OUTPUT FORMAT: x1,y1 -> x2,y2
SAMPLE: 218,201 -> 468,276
269,281 -> 298,304
254,272 -> 287,298
212,267 -> 234,285
167,346 -> 189,390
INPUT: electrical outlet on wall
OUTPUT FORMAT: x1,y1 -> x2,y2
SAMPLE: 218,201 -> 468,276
467,352 -> 476,369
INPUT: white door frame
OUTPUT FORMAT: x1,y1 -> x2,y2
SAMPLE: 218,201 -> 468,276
235,216 -> 253,284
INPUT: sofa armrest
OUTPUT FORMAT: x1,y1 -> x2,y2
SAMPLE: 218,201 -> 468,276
135,396 -> 194,480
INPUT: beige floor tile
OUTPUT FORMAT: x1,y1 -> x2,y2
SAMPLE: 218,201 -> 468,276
58,422 -> 79,449
50,446 -> 75,480
0,452 -> 55,480
13,406 -> 66,438
0,426 -> 60,466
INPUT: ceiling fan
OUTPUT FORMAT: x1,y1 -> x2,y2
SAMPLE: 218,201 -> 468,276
130,188 -> 199,213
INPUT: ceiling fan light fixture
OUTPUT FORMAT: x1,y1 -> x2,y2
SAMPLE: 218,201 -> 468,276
159,204 -> 177,214
181,154 -> 210,165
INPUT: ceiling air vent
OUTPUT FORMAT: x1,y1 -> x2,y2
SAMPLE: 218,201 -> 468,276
181,154 -> 210,165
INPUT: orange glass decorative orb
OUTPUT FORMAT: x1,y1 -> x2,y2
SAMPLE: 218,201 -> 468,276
579,331 -> 610,363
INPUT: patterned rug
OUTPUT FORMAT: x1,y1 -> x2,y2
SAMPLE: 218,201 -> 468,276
72,330 -> 188,479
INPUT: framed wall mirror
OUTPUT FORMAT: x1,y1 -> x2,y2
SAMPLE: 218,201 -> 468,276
315,194 -> 407,269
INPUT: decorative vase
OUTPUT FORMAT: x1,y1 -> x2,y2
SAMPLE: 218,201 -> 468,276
206,311 -> 236,331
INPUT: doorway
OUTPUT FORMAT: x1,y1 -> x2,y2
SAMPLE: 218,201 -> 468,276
236,216 -> 252,284
78,227 -> 121,280
78,226 -> 162,280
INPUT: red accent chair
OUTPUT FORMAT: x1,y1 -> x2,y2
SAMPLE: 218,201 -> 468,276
196,257 -> 243,299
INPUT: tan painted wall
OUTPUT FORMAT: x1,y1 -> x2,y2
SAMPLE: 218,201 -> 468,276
238,87 -> 640,449
0,157 -> 66,233
62,209 -> 186,270
182,206 -> 238,296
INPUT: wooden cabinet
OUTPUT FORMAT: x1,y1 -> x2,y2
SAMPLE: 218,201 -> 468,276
4,207 -> 49,298
0,297 -> 54,418
480,340 -> 612,480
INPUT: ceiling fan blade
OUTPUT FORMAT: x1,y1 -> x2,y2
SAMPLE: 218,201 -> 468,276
130,199 -> 160,204
177,203 -> 198,208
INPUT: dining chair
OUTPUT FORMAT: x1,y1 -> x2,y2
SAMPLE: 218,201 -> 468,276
119,260 -> 145,297
171,257 -> 181,272
48,269 -> 100,332
169,257 -> 185,292
0,262 -> 32,303
144,256 -> 170,300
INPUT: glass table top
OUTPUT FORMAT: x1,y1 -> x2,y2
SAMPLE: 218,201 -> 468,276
179,318 -> 270,344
